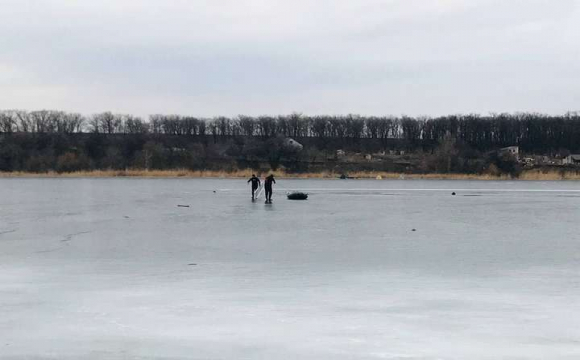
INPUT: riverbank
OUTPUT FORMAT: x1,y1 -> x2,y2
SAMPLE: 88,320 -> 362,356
1,168 -> 580,180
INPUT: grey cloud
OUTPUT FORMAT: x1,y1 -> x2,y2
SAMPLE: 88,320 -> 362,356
1,0 -> 579,116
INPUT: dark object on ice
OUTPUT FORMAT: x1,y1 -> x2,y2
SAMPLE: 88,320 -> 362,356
412,228 -> 416,231
339,174 -> 355,179
177,205 -> 190,208
452,192 -> 456,196
287,192 -> 308,200
188,263 -> 197,266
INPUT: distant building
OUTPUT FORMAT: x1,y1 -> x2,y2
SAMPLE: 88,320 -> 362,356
500,146 -> 519,160
500,146 -> 519,155
563,154 -> 580,165
522,157 -> 535,167
336,150 -> 346,157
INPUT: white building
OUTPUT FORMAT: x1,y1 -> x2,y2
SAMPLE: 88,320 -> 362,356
562,154 -> 580,165
500,146 -> 519,159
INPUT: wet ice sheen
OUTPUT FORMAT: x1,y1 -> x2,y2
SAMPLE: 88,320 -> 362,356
1,178 -> 579,360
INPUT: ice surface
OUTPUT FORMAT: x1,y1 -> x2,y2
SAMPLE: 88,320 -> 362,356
1,178 -> 580,359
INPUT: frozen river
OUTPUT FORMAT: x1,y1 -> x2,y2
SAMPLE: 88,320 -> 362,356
1,178 -> 580,359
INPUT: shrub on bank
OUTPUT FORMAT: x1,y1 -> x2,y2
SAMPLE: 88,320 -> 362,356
55,152 -> 91,173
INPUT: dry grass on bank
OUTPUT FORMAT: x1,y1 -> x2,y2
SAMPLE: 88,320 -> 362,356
339,171 -> 513,180
1,168 -> 580,180
0,169 -> 254,178
518,169 -> 580,180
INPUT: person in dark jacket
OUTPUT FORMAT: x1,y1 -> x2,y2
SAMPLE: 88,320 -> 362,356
264,174 -> 276,203
248,174 -> 261,200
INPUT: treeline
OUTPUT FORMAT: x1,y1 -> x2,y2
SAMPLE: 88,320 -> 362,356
2,110 -> 580,153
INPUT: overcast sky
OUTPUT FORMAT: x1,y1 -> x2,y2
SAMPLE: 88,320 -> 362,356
1,0 -> 579,118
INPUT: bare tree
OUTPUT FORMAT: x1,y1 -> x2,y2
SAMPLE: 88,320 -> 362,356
0,111 -> 17,133
310,116 -> 329,139
30,110 -> 57,133
97,112 -> 122,134
160,115 -> 181,135
63,113 -> 85,133
198,119 -> 206,136
257,116 -> 277,138
207,119 -> 219,143
88,114 -> 101,133
345,115 -> 364,139
238,115 -> 255,136
215,117 -> 231,136
365,117 -> 381,139
329,116 -> 347,139
181,117 -> 198,135
149,115 -> 163,134
287,113 -> 305,138
277,115 -> 290,137
125,116 -> 149,134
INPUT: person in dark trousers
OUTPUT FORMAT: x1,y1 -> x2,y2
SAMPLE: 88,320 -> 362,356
248,174 -> 261,200
264,174 -> 276,203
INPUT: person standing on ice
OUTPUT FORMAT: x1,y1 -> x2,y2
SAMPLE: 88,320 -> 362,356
247,174 -> 261,200
264,174 -> 276,203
